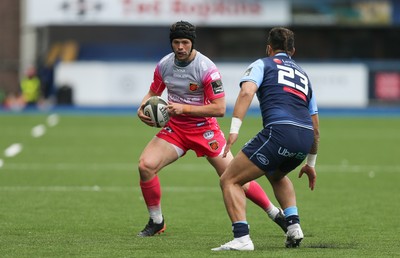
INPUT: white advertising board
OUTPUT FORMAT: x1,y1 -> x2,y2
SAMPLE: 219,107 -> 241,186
55,62 -> 157,106
55,61 -> 369,108
301,63 -> 369,108
26,0 -> 289,26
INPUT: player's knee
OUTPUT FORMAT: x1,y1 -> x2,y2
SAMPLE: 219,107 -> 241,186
241,182 -> 250,192
219,172 -> 232,189
138,157 -> 158,180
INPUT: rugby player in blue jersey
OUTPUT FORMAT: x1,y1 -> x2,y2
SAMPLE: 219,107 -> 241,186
212,27 -> 320,251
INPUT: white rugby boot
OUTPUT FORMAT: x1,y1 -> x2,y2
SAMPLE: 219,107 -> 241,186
211,235 -> 254,251
285,223 -> 304,248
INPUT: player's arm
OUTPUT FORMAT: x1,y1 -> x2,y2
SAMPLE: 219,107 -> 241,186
222,81 -> 258,157
309,113 -> 320,155
138,65 -> 165,125
168,75 -> 226,117
167,96 -> 226,117
299,113 -> 320,190
231,81 -> 258,121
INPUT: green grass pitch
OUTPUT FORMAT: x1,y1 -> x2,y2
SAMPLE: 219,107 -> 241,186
0,112 -> 399,257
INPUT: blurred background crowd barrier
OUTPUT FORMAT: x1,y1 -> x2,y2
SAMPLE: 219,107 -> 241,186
1,0 -> 399,109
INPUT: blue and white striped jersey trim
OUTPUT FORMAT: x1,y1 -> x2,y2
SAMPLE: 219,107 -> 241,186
265,120 -> 314,130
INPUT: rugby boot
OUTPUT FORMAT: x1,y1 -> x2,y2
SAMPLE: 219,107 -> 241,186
273,208 -> 288,233
212,235 -> 254,251
285,223 -> 303,248
137,217 -> 166,237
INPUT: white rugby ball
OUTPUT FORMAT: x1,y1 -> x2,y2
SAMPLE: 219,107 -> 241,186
143,96 -> 170,128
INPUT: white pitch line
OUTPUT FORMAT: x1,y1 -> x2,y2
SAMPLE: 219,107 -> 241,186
4,143 -> 23,158
316,164 -> 400,173
2,163 -> 136,171
47,113 -> 59,127
0,186 -> 220,192
31,124 -> 46,138
1,162 -> 400,173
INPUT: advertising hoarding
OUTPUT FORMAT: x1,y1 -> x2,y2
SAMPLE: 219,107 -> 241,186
55,61 -> 368,108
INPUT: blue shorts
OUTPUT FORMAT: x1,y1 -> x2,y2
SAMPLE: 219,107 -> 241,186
242,124 -> 314,174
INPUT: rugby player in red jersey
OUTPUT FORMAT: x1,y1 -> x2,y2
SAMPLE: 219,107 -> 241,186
136,21 -> 287,237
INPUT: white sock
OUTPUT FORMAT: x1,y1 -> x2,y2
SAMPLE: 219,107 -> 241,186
148,206 -> 163,224
236,235 -> 251,243
266,205 -> 280,219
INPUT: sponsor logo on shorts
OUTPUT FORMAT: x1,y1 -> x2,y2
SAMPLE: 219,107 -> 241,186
278,147 -> 307,159
208,140 -> 219,151
256,153 -> 269,165
203,130 -> 214,140
164,127 -> 173,133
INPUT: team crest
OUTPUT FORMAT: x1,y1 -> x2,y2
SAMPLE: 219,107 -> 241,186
189,82 -> 199,91
208,140 -> 219,151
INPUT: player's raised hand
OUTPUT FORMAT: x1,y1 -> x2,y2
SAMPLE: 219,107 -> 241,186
299,164 -> 316,191
223,133 -> 238,158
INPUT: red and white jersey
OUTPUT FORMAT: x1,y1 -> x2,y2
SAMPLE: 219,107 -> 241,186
150,51 -> 225,129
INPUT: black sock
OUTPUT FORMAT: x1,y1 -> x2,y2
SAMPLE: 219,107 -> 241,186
232,222 -> 249,238
286,215 -> 300,226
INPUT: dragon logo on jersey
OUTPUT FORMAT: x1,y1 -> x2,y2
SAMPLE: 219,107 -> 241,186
189,82 -> 199,91
208,140 -> 219,151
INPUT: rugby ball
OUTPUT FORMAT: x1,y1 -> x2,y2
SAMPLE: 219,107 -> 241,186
143,96 -> 169,127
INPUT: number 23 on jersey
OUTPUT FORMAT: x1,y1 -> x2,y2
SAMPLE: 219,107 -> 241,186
277,64 -> 309,98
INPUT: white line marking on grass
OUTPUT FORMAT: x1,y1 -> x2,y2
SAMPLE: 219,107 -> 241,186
47,113 -> 59,127
2,162 -> 400,173
0,186 -> 124,192
4,143 -> 23,157
0,186 -> 220,192
31,124 -> 46,138
317,164 -> 400,173
0,159 -> 3,169
3,163 -> 136,171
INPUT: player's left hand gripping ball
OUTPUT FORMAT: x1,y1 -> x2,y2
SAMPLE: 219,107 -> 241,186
143,96 -> 170,127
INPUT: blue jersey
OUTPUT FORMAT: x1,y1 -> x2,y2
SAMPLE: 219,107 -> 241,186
240,53 -> 318,130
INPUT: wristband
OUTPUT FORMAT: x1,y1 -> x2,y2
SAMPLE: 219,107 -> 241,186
230,117 -> 242,134
306,154 -> 317,167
